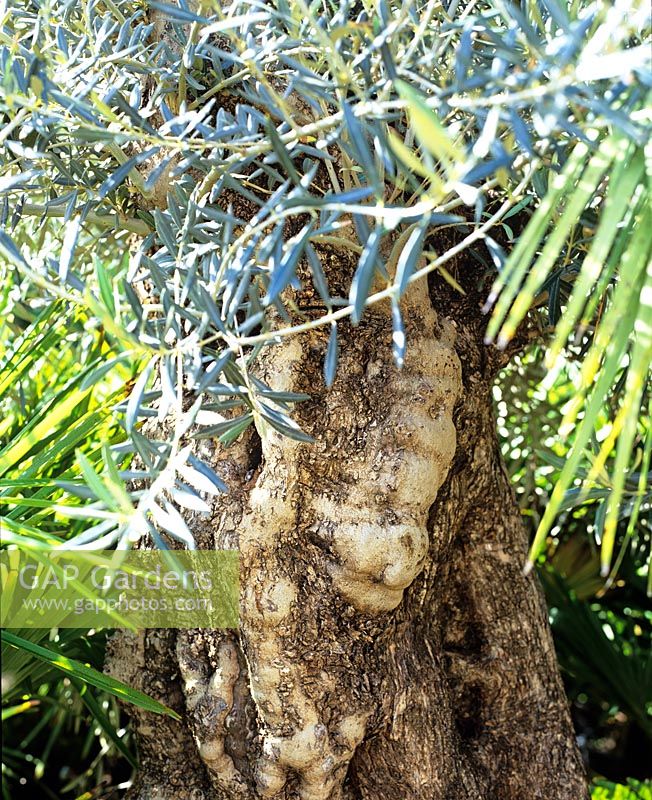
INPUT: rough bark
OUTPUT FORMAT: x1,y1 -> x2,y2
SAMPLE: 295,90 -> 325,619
106,263 -> 588,799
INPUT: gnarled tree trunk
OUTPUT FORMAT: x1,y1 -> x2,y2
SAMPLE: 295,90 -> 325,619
107,262 -> 587,799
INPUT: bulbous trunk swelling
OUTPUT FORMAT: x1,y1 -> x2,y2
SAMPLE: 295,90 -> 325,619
106,274 -> 588,800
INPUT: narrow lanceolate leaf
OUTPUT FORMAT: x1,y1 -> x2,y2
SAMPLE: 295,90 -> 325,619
217,413 -> 254,446
80,354 -> 130,391
153,210 -> 177,253
305,243 -> 332,307
171,485 -> 211,513
393,223 -> 427,296
95,256 -> 116,316
150,501 -> 196,549
75,450 -> 117,511
255,386 -> 310,403
148,1 -> 210,23
59,217 -> 81,282
260,403 -> 314,443
265,222 -> 314,304
324,323 -> 338,387
350,228 -> 382,325
144,156 -> 174,193
0,631 -> 180,719
102,443 -> 133,510
183,455 -> 228,494
395,80 -> 463,168
391,300 -> 406,368
125,356 -> 157,433
387,128 -> 436,181
0,170 -> 41,194
342,102 -> 379,185
98,149 -> 158,199
0,230 -> 29,269
196,350 -> 232,393
266,119 -> 301,185
202,12 -> 269,34
191,414 -> 247,440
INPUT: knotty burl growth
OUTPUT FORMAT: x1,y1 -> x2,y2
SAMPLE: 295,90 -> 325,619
180,273 -> 461,798
109,256 -> 587,799
171,260 -> 461,800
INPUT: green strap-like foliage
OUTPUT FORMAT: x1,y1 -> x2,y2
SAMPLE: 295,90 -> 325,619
0,0 -> 650,579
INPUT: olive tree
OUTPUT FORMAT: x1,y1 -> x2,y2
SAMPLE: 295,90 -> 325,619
1,0 -> 649,798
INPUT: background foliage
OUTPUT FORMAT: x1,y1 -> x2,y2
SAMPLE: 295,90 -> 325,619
496,353 -> 651,787
0,0 -> 650,796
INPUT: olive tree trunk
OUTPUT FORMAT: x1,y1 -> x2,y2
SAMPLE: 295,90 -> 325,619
106,263 -> 588,800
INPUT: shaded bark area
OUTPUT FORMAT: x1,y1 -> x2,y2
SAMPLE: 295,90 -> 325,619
107,270 -> 587,800
348,276 -> 586,799
106,627 -> 214,800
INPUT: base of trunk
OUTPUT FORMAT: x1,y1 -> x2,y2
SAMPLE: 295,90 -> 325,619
107,276 -> 587,800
